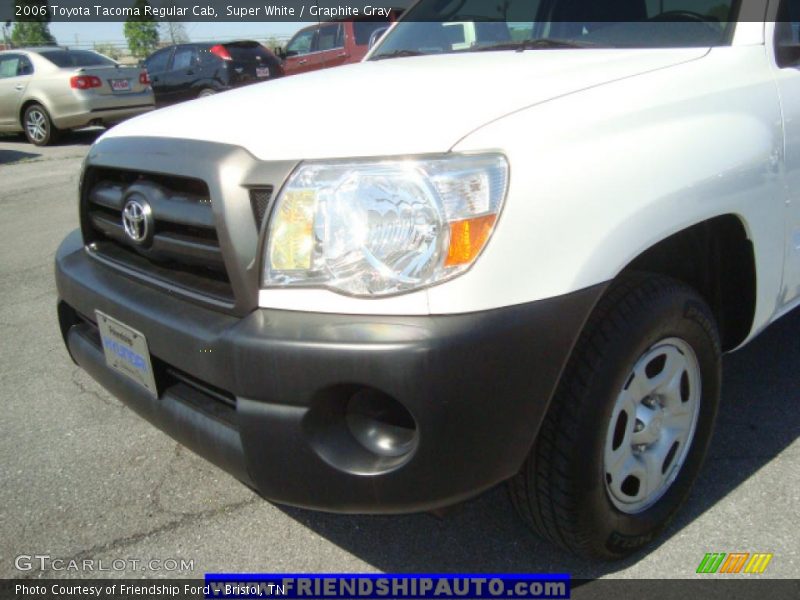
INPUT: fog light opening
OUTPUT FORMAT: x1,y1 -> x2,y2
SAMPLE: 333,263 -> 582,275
345,389 -> 418,459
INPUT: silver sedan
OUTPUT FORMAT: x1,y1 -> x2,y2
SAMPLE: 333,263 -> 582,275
0,47 -> 154,146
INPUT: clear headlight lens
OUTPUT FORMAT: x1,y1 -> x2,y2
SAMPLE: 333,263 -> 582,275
264,154 -> 508,297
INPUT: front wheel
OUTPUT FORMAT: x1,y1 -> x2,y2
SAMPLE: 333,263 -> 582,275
510,273 -> 721,559
23,103 -> 60,146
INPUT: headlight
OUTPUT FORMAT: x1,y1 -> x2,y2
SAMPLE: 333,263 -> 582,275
264,154 -> 508,297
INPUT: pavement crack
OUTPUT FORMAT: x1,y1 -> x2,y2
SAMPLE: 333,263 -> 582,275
1,181 -> 78,202
150,444 -> 190,517
21,495 -> 261,578
8,154 -> 88,166
70,368 -> 121,409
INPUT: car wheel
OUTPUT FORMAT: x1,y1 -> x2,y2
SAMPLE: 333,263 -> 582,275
197,88 -> 217,98
23,104 -> 60,146
510,273 -> 721,559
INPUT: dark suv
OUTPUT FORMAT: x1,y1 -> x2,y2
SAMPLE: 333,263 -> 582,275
143,41 -> 283,106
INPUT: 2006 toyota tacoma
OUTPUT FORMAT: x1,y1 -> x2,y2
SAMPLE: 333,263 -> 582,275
55,0 -> 800,559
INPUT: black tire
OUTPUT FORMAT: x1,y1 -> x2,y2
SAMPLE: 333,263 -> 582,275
510,273 -> 721,559
23,103 -> 60,146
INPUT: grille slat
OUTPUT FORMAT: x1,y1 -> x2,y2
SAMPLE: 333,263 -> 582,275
150,234 -> 225,269
89,212 -> 125,238
83,168 -> 234,305
147,195 -> 216,230
90,183 -> 125,210
91,243 -> 234,305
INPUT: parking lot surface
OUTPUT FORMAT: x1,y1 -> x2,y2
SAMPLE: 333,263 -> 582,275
1,133 -> 798,581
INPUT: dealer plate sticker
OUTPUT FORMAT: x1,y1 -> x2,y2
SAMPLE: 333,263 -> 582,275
96,311 -> 157,398
110,78 -> 130,92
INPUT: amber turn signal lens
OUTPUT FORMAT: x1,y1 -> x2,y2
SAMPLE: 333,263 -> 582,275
445,214 -> 497,267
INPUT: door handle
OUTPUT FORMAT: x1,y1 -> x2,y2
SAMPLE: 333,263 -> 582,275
15,84 -> 24,91
298,59 -> 307,65
186,70 -> 194,75
337,53 -> 348,58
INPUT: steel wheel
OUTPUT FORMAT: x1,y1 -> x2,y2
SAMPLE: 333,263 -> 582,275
604,337 -> 701,514
25,108 -> 48,144
511,273 -> 721,559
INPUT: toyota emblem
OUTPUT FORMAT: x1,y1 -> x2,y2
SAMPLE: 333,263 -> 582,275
121,197 -> 152,245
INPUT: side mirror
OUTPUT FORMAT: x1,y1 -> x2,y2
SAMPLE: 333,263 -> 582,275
368,27 -> 390,49
274,47 -> 287,60
777,42 -> 800,67
775,21 -> 800,67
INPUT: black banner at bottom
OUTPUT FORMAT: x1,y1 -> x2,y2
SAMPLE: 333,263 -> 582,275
1,579 -> 798,600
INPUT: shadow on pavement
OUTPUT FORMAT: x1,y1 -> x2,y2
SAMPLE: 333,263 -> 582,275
61,128 -> 104,146
0,128 -> 102,165
0,148 -> 40,165
274,309 -> 800,578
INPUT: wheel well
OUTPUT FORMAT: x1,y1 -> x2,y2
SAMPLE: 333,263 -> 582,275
19,100 -> 43,127
623,215 -> 756,351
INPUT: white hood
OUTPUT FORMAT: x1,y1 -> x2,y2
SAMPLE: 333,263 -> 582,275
105,48 -> 709,161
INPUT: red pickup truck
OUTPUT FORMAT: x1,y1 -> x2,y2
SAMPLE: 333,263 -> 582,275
280,15 -> 400,76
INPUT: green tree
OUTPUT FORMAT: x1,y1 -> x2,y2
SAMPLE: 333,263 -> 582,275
10,21 -> 55,46
123,0 -> 159,59
10,0 -> 56,47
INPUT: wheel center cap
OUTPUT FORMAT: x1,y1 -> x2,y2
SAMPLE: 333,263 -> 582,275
650,411 -> 664,438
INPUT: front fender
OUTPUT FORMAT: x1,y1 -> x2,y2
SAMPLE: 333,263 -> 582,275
442,45 -> 784,339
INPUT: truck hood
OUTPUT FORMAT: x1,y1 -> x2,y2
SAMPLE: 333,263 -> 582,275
105,48 -> 709,161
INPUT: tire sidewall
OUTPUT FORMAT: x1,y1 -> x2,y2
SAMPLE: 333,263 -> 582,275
573,286 -> 721,558
23,104 -> 55,146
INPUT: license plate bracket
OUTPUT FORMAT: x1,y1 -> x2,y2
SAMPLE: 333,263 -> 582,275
256,67 -> 270,78
96,311 -> 158,398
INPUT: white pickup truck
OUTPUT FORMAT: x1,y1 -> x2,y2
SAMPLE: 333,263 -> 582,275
55,0 -> 800,559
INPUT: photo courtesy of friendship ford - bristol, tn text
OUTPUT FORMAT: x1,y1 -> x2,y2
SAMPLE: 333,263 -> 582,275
1,0 -> 799,598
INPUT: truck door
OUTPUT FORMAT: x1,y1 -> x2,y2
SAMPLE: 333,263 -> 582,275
283,27 -> 318,75
315,23 -> 350,69
772,0 -> 800,305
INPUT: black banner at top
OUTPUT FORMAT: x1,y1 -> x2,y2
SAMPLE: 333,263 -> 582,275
2,0 -> 410,22
0,0 -> 773,23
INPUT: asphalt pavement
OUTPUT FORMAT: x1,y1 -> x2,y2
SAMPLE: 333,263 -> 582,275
0,132 -> 797,582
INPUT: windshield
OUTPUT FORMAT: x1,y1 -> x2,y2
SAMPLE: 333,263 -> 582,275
371,0 -> 740,59
38,50 -> 116,68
